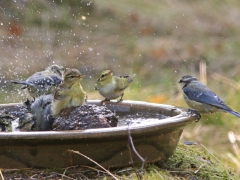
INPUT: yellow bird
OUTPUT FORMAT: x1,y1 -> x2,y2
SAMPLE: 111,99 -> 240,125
51,69 -> 87,116
95,70 -> 136,102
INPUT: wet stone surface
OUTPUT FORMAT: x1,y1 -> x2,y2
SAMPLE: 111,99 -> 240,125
0,110 -> 15,132
52,104 -> 118,130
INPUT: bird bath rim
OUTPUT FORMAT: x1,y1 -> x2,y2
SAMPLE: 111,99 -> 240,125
0,100 -> 196,139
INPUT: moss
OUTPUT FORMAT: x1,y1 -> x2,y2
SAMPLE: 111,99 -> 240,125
156,142 -> 238,179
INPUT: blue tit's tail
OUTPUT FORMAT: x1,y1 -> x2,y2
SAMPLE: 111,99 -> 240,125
9,80 -> 37,89
10,80 -> 35,86
227,110 -> 240,118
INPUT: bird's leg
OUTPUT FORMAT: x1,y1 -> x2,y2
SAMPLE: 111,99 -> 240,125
117,93 -> 124,102
187,108 -> 201,121
100,98 -> 110,105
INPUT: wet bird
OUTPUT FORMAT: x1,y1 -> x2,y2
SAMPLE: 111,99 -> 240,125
95,70 -> 136,102
18,112 -> 36,131
178,75 -> 240,118
18,95 -> 54,131
51,69 -> 87,116
10,64 -> 65,100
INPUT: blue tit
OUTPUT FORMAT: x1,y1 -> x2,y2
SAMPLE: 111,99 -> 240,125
30,94 -> 54,131
19,94 -> 54,131
95,70 -> 136,102
178,75 -> 240,118
10,64 -> 64,100
18,112 -> 36,131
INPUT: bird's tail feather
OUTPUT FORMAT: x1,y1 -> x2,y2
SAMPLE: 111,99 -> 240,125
10,80 -> 35,87
229,110 -> 240,118
127,74 -> 136,83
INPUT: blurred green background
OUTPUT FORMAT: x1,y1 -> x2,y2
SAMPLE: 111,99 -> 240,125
1,0 -> 240,175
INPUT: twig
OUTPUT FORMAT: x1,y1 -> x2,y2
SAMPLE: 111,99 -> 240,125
1,168 -> 32,172
226,153 -> 240,170
80,165 -> 108,175
200,144 -> 228,169
127,144 -> 134,165
54,172 -> 76,180
211,73 -> 240,89
67,150 -> 118,180
194,164 -> 204,174
115,167 -> 133,174
127,126 -> 146,177
228,131 -> 240,159
61,166 -> 79,180
199,60 -> 207,85
151,168 -> 166,179
0,169 -> 4,180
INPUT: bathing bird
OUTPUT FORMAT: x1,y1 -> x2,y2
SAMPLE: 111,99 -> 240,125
10,64 -> 65,100
51,69 -> 87,116
95,70 -> 135,102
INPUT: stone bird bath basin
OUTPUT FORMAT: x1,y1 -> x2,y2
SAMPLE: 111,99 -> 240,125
0,100 -> 197,169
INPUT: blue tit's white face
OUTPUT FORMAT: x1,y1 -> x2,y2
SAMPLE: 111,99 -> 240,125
48,65 -> 65,76
178,75 -> 198,88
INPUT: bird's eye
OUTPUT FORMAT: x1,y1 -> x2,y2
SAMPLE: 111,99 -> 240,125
69,75 -> 75,78
101,74 -> 106,78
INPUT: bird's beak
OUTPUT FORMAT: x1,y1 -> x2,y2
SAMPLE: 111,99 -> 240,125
79,75 -> 84,79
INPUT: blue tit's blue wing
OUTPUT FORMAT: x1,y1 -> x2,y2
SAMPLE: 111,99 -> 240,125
183,87 -> 232,111
27,75 -> 63,88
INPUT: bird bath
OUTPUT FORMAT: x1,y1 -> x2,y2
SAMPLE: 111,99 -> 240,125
0,100 -> 197,169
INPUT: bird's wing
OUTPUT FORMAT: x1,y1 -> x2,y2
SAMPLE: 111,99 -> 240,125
183,87 -> 232,111
53,89 -> 66,100
27,75 -> 63,88
11,75 -> 62,90
31,94 -> 53,110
